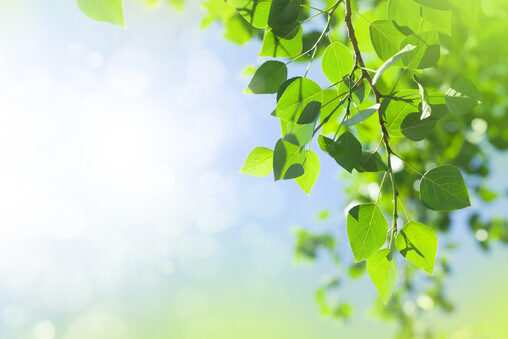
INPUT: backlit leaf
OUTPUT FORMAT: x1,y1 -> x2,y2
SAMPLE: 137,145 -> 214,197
321,42 -> 355,84
347,204 -> 389,262
260,26 -> 303,57
445,78 -> 482,116
274,78 -> 323,122
318,132 -> 362,173
296,150 -> 320,194
367,249 -> 397,303
420,165 -> 471,211
396,222 -> 438,275
273,138 -> 306,180
246,60 -> 287,94
77,0 -> 125,27
240,147 -> 273,177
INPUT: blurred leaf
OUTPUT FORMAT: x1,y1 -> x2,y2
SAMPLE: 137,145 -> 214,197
445,78 -> 482,116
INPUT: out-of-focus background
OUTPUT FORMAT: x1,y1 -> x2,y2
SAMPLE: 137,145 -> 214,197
0,1 -> 506,338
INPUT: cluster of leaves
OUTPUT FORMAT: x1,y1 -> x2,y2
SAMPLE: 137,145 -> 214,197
236,0 -> 477,304
77,0 -> 508,337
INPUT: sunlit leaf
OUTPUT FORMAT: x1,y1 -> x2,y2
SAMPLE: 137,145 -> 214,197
274,78 -> 323,122
260,26 -> 303,57
77,0 -> 125,27
347,204 -> 388,262
372,44 -> 417,85
343,104 -> 380,127
396,222 -> 438,275
273,138 -> 306,180
318,132 -> 362,173
240,147 -> 273,177
296,150 -> 320,194
367,249 -> 397,303
228,0 -> 272,29
400,31 -> 440,69
321,42 -> 355,84
369,20 -> 407,61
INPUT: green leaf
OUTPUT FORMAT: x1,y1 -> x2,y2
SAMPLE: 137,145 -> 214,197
321,42 -> 355,84
260,26 -> 303,57
273,138 -> 306,180
246,60 -> 287,94
296,150 -> 320,195
387,0 -> 421,33
445,78 -> 482,116
383,90 -> 420,137
400,113 -> 437,141
343,104 -> 380,127
281,118 -> 316,146
277,76 -> 300,102
356,151 -> 388,172
268,0 -> 301,38
274,78 -> 323,122
400,31 -> 440,69
414,76 -> 431,119
396,222 -> 438,275
414,0 -> 451,11
372,44 -> 417,85
347,204 -> 389,262
369,20 -> 407,61
318,132 -> 362,173
367,249 -> 398,303
77,0 -> 125,27
297,101 -> 321,124
240,147 -> 273,177
224,14 -> 253,44
421,5 -> 451,36
349,261 -> 366,279
420,165 -> 471,211
228,0 -> 272,29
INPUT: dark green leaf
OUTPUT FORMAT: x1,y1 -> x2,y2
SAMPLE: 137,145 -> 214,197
420,165 -> 471,211
318,132 -> 362,173
297,101 -> 321,124
356,151 -> 388,172
268,0 -> 300,38
246,60 -> 287,94
400,113 -> 437,141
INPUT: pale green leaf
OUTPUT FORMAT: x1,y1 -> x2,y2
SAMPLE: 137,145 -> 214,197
367,249 -> 398,303
240,147 -> 273,177
369,20 -> 406,61
321,42 -> 355,84
400,31 -> 440,69
228,0 -> 272,29
77,0 -> 125,27
296,150 -> 320,195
